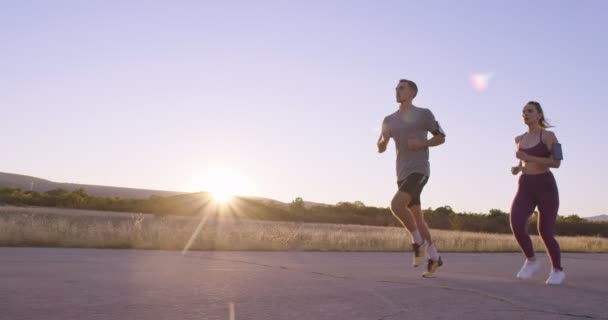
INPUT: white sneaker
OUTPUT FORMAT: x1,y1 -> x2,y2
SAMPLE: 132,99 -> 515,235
411,241 -> 426,267
545,269 -> 566,285
516,259 -> 542,279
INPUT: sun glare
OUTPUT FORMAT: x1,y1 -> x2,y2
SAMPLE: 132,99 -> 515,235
191,168 -> 253,204
210,186 -> 235,203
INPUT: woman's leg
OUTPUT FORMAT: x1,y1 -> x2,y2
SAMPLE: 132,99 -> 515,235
510,182 -> 536,259
537,175 -> 562,270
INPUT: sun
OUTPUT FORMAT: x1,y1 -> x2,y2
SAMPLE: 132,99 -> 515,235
209,184 -> 235,203
190,168 -> 253,204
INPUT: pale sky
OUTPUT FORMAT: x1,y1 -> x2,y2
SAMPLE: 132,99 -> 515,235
2,1 -> 607,217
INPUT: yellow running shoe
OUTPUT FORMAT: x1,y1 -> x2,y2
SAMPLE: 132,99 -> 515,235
422,256 -> 443,278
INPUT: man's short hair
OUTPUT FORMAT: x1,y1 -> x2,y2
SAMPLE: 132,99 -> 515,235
399,79 -> 418,97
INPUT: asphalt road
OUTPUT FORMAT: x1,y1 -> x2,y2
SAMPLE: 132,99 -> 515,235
1,248 -> 606,320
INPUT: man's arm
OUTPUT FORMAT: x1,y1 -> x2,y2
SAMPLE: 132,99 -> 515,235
426,109 -> 446,147
408,110 -> 446,151
377,120 -> 390,153
376,121 -> 391,153
423,133 -> 445,147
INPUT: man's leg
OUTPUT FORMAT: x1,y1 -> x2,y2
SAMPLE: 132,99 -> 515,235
391,175 -> 427,267
390,191 -> 424,247
411,204 -> 441,271
405,176 -> 444,277
409,205 -> 432,244
390,191 -> 417,233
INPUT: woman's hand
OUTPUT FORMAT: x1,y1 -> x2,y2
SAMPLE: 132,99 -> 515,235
516,151 -> 532,162
511,165 -> 522,175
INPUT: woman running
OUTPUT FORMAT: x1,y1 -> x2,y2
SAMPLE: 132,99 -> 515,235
510,101 -> 565,285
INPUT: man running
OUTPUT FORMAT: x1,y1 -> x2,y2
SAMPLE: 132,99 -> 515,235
377,79 -> 446,277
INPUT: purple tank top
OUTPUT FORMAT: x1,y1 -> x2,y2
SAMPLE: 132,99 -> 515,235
520,130 -> 551,157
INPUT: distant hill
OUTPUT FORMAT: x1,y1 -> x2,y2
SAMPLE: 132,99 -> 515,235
245,196 -> 324,209
0,172 -> 324,207
0,172 -> 183,199
586,214 -> 608,222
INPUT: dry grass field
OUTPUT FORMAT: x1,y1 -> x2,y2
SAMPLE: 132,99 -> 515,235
1,206 -> 606,253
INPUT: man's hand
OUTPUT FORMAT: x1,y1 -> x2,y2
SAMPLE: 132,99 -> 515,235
407,137 -> 427,151
377,135 -> 388,153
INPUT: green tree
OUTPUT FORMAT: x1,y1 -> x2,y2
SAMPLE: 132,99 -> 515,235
290,197 -> 305,211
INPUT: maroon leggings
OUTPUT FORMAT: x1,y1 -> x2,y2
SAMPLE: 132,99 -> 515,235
510,172 -> 562,270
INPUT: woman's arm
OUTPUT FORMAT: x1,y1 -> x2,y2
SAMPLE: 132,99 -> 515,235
511,135 -> 524,175
516,131 -> 562,168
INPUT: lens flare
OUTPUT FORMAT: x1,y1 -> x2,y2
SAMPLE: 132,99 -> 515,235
469,72 -> 494,92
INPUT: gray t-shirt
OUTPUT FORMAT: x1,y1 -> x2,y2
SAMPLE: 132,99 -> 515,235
382,106 -> 443,180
